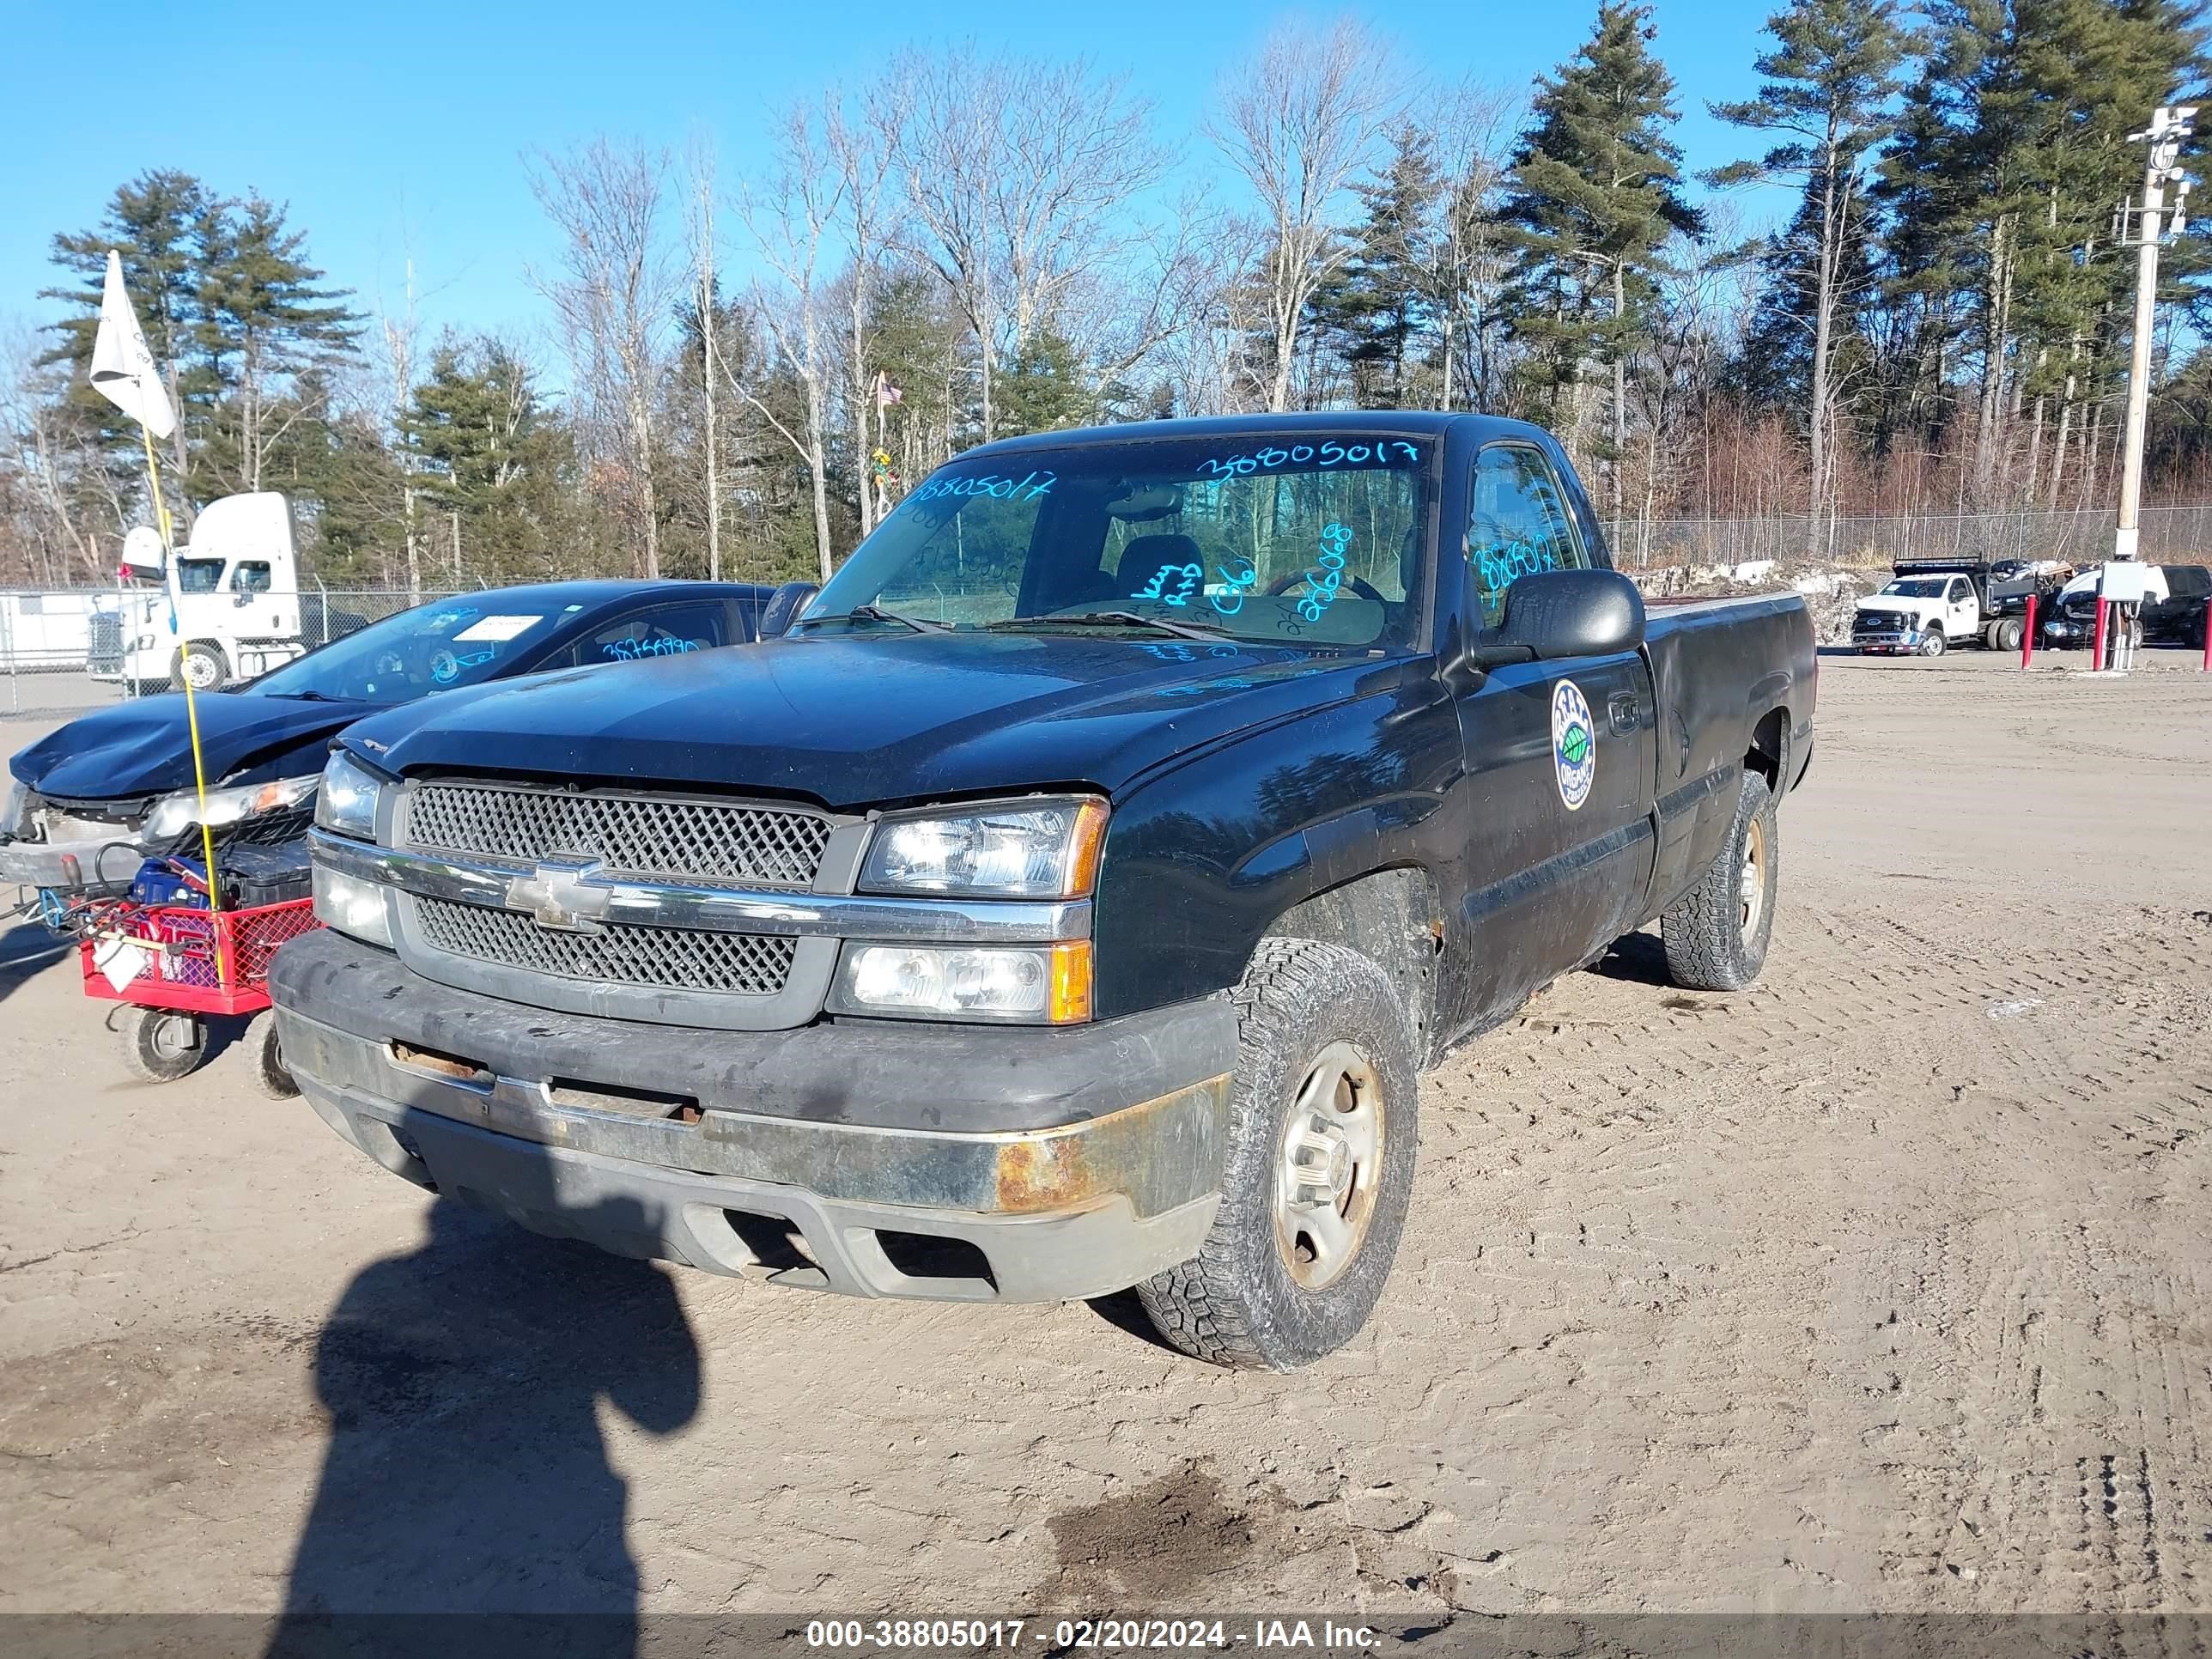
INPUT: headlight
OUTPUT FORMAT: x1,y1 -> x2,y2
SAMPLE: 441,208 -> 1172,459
314,750 -> 390,841
859,799 -> 1107,898
313,862 -> 394,947
144,774 -> 318,842
831,940 -> 1092,1023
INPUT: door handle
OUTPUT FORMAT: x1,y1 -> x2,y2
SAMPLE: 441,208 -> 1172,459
1607,691 -> 1642,734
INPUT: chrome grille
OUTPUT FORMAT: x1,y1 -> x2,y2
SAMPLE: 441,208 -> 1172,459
413,895 -> 797,995
404,781 -> 830,888
88,612 -> 123,672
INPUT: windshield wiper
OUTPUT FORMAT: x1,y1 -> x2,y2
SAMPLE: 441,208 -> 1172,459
267,690 -> 346,702
991,611 -> 1231,641
798,605 -> 950,634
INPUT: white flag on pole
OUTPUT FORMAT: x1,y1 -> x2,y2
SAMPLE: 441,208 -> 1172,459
89,250 -> 177,438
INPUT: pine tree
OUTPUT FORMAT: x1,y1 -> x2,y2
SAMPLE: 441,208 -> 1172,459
1711,0 -> 1905,516
1316,127 -> 1444,407
40,171 -> 216,499
192,194 -> 362,495
1873,0 -> 2206,507
1731,175 -> 1886,429
1502,2 -> 1704,533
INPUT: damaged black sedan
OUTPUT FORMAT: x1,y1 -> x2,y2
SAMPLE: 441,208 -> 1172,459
3,580 -> 769,900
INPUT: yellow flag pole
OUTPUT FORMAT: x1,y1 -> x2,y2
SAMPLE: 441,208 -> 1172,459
137,424 -> 227,987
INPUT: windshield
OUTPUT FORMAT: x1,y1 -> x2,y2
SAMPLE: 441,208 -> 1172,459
247,599 -> 555,702
1880,578 -> 1948,598
804,434 -> 1432,649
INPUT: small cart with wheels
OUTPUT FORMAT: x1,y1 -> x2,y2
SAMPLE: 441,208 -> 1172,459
74,896 -> 320,1097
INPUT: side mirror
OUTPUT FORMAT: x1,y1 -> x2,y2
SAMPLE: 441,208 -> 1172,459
757,580 -> 820,640
1466,568 -> 1645,668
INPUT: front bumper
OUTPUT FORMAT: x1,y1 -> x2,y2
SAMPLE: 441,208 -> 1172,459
0,832 -> 143,894
270,928 -> 1236,1302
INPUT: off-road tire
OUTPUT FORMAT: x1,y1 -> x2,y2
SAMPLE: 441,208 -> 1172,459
246,1012 -> 299,1100
1661,768 -> 1778,993
120,1006 -> 206,1083
1919,628 -> 1947,658
171,641 -> 228,692
1136,938 -> 1419,1370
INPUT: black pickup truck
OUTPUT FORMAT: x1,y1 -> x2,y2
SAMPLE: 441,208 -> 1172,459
270,414 -> 1815,1370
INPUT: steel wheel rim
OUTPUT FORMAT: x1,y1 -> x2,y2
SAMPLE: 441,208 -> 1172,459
183,654 -> 217,690
148,1014 -> 198,1062
1273,1041 -> 1384,1291
1740,813 -> 1768,937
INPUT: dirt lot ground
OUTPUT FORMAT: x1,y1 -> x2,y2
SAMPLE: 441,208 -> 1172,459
3,648 -> 2210,1625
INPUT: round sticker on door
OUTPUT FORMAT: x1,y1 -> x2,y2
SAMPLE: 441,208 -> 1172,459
1551,678 -> 1595,811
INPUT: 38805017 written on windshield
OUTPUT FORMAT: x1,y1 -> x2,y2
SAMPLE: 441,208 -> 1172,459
811,436 -> 1433,648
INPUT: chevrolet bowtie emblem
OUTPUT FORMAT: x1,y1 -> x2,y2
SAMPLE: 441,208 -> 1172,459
506,858 -> 610,933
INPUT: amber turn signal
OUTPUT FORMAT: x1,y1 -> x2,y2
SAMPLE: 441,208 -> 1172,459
1048,940 -> 1094,1024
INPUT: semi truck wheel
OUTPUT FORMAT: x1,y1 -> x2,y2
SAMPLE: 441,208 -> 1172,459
120,1006 -> 206,1083
1661,769 -> 1778,994
1137,938 -> 1419,1370
172,641 -> 229,691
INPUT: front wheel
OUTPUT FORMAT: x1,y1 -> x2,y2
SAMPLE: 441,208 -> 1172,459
120,1006 -> 206,1082
1137,938 -> 1419,1370
1918,628 -> 1947,658
172,641 -> 228,692
1662,768 -> 1778,993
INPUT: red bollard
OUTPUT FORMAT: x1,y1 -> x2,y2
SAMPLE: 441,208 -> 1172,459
2092,597 -> 2110,669
2021,593 -> 2037,668
2202,613 -> 2210,672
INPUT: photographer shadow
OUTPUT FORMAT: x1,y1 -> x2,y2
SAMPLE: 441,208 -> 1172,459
268,1183 -> 702,1659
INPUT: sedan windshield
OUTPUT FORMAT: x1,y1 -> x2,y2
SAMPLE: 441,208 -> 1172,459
246,599 -> 555,702
803,434 -> 1433,649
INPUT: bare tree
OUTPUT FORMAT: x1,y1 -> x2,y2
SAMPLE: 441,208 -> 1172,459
374,254 -> 428,596
684,140 -> 725,580
737,101 -> 848,580
830,76 -> 908,538
0,325 -> 107,583
529,140 -> 675,579
897,47 -> 1166,441
1425,80 -> 1521,411
1211,20 -> 1394,411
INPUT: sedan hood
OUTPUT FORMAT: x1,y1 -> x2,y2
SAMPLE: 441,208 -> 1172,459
347,634 -> 1396,809
9,691 -> 371,802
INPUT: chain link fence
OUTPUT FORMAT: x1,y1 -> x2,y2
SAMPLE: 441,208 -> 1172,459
1,587 -> 470,718
1611,504 -> 2212,573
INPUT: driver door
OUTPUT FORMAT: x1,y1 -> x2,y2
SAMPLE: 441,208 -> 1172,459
1448,443 -> 1660,1026
1946,576 -> 1977,638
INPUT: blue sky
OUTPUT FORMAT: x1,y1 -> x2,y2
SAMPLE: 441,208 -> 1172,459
3,0 -> 1792,352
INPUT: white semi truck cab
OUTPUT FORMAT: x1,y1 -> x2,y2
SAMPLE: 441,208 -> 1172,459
89,493 -> 309,692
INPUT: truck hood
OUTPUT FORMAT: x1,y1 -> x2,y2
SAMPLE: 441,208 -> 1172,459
1856,597 -> 1936,617
346,633 -> 1397,809
9,691 -> 368,802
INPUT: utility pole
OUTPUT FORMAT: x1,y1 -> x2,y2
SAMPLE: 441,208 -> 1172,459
2115,104 -> 2197,562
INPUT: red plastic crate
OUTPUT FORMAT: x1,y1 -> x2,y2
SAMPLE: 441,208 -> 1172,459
78,896 -> 322,1016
